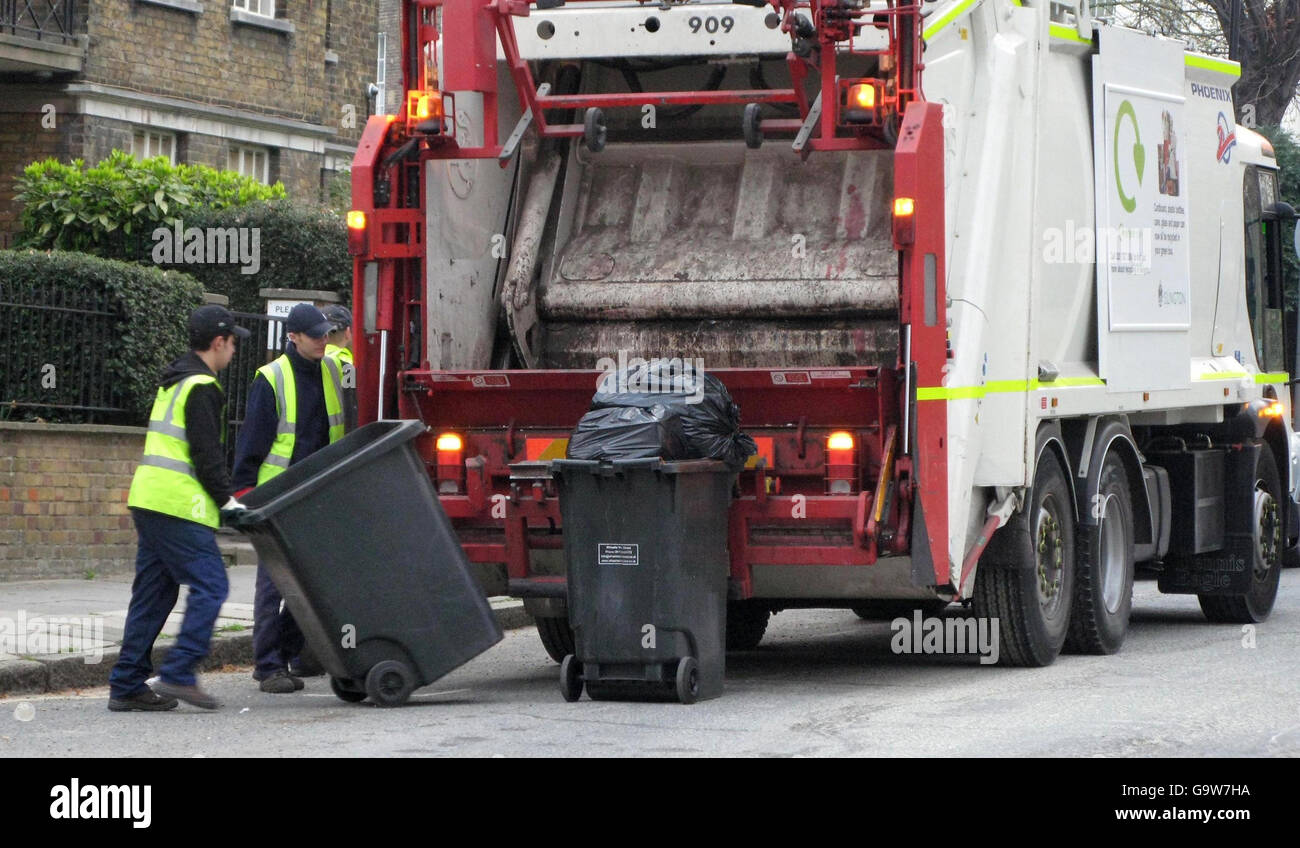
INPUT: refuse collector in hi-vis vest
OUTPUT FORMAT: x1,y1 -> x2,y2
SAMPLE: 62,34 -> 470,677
109,305 -> 251,713
231,303 -> 347,694
322,304 -> 356,433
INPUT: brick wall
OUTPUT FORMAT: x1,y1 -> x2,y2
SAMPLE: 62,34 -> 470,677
83,0 -> 329,126
329,0 -> 380,133
0,102 -> 79,245
0,423 -> 145,581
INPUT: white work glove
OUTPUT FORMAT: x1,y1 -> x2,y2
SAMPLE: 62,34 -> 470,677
221,496 -> 246,511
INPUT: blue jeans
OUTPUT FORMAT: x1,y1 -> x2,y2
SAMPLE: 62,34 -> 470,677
109,509 -> 230,699
252,563 -> 304,680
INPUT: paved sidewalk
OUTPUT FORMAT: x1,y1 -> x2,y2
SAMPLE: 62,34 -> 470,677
0,550 -> 532,696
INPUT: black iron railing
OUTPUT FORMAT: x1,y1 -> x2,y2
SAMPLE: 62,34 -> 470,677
0,0 -> 79,45
220,311 -> 286,469
0,286 -> 130,423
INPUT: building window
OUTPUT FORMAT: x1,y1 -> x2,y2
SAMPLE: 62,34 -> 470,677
132,130 -> 177,164
227,145 -> 270,183
375,33 -> 386,115
232,0 -> 274,18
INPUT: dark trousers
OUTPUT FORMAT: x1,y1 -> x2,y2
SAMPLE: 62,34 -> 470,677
252,563 -> 304,679
109,509 -> 230,699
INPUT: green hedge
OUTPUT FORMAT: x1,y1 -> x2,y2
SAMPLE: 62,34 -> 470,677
166,201 -> 351,313
14,151 -> 285,259
0,250 -> 205,424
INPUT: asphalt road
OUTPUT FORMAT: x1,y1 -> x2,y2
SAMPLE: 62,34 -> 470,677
4,571 -> 1298,757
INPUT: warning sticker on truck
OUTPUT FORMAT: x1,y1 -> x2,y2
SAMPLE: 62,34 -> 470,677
598,543 -> 639,566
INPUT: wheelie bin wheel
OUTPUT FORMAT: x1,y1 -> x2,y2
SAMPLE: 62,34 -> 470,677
559,654 -> 584,702
365,660 -> 416,707
583,107 -> 607,152
330,676 -> 367,703
675,656 -> 699,705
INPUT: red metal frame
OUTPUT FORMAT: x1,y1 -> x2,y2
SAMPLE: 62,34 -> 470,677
893,101 -> 948,586
348,2 -> 954,599
392,367 -> 904,598
394,0 -> 923,159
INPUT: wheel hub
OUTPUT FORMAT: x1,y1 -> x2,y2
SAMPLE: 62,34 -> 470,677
1036,506 -> 1064,609
1253,488 -> 1280,581
1097,493 -> 1126,614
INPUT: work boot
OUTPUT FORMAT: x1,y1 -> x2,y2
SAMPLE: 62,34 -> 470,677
108,687 -> 179,712
153,680 -> 221,710
258,670 -> 303,693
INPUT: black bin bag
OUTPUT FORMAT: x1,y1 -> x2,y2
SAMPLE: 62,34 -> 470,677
567,361 -> 756,468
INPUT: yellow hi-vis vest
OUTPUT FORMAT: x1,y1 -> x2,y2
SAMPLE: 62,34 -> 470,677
256,352 -> 346,485
127,374 -> 222,528
324,343 -> 353,367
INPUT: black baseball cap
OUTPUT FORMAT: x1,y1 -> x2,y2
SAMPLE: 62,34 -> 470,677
188,305 -> 251,349
285,303 -> 334,338
323,304 -> 352,330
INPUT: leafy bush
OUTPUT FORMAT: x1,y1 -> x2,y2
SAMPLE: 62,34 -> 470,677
14,151 -> 286,258
0,250 -> 205,424
170,201 -> 350,313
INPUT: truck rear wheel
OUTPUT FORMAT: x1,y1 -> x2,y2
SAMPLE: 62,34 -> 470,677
973,450 -> 1075,667
536,615 -> 575,663
726,602 -> 770,651
1199,447 -> 1282,623
1065,452 -> 1135,654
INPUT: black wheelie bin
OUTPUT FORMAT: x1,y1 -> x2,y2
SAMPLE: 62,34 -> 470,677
551,458 -> 735,704
232,419 -> 502,706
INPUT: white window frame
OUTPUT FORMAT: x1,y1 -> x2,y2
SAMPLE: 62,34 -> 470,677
132,129 -> 177,164
227,145 -> 270,184
232,0 -> 275,18
375,33 -> 387,115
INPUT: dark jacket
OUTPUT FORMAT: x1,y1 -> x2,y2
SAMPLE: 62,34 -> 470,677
160,352 -> 235,506
231,343 -> 330,490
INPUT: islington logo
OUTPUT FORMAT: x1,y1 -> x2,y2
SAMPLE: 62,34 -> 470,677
151,219 -> 261,275
49,779 -> 151,829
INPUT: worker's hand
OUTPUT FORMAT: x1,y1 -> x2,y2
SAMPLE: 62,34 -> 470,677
220,496 -> 248,526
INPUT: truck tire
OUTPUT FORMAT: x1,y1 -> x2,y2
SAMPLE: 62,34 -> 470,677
973,449 -> 1075,667
1065,452 -> 1135,654
535,615 -> 575,663
851,600 -> 949,621
1199,447 -> 1283,623
726,602 -> 770,651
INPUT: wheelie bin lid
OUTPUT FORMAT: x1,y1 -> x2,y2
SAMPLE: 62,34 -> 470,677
233,418 -> 428,528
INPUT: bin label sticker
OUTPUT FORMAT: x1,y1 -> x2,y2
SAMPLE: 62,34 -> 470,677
598,543 -> 639,566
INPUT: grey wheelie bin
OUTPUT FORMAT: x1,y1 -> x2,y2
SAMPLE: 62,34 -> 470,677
551,458 -> 735,704
232,419 -> 502,706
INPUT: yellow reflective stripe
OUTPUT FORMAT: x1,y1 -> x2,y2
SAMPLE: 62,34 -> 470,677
1185,53 -> 1241,78
1196,371 -> 1248,381
1049,23 -> 1092,44
917,376 -> 1106,400
1256,372 -> 1289,384
923,0 -> 982,40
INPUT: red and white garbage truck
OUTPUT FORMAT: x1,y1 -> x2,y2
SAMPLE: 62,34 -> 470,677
346,0 -> 1300,666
